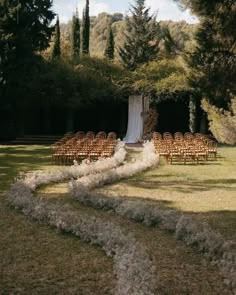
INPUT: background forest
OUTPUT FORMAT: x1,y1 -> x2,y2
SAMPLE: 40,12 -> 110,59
0,0 -> 235,143
57,14 -> 196,60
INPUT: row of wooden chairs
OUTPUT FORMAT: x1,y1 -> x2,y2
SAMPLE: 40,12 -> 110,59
52,131 -> 116,148
153,132 -> 217,164
51,131 -> 117,164
153,132 -> 210,141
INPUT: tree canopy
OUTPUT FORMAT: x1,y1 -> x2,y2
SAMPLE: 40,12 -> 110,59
0,0 -> 55,135
51,15 -> 61,59
82,0 -> 90,55
133,58 -> 190,101
0,0 -> 55,88
71,9 -> 80,62
176,0 -> 236,108
119,0 -> 160,70
104,25 -> 115,60
1,0 -> 215,137
57,13 -> 195,61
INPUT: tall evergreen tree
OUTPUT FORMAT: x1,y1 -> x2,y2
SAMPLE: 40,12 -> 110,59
0,0 -> 55,135
81,0 -> 90,55
51,15 -> 61,59
0,0 -> 55,86
119,0 -> 159,71
71,9 -> 80,61
175,0 -> 236,108
104,25 -> 115,60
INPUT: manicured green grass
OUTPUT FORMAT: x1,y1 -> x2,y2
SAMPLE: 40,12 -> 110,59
105,145 -> 236,240
0,145 -> 53,192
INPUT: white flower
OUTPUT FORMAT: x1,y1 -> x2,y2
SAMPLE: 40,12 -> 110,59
70,141 -> 159,198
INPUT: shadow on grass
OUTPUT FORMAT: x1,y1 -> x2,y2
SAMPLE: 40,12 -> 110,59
124,178 -> 236,193
170,162 -> 222,166
38,188 -> 236,241
0,145 -> 53,193
189,210 -> 236,240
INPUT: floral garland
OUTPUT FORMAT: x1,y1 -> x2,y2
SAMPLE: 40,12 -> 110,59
7,141 -> 160,294
7,182 -> 158,295
66,141 -> 235,292
6,140 -> 236,292
69,195 -> 236,291
69,141 -> 159,198
16,141 -> 126,190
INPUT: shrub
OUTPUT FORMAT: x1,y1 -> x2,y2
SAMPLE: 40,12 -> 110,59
202,97 -> 236,144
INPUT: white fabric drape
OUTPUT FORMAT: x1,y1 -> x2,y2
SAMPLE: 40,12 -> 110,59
123,95 -> 143,143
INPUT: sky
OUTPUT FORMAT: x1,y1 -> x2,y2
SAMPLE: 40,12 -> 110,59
53,0 -> 198,24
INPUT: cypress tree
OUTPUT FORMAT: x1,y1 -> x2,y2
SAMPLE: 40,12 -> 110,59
81,0 -> 90,55
51,15 -> 61,59
119,0 -> 159,71
104,25 -> 115,60
71,9 -> 80,61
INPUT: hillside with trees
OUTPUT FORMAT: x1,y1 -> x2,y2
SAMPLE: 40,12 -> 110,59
57,13 -> 197,61
1,0 -> 235,142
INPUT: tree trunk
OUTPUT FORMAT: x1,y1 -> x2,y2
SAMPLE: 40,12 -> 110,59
66,108 -> 74,132
200,112 -> 208,134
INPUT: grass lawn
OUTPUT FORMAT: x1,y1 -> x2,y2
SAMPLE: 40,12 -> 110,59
102,145 -> 236,241
0,145 -> 53,192
0,145 -> 115,294
1,144 -> 235,241
0,144 -> 235,294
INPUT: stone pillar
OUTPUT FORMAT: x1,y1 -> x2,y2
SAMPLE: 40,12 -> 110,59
189,96 -> 197,133
200,112 -> 208,134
